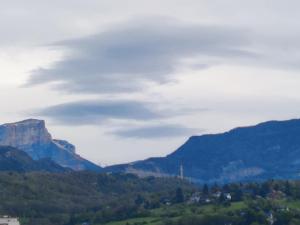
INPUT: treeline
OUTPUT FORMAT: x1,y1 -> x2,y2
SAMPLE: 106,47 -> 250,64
200,180 -> 298,200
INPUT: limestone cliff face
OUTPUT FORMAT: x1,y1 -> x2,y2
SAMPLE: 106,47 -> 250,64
0,119 -> 101,171
0,119 -> 52,150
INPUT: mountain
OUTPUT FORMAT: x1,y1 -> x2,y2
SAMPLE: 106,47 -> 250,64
0,146 -> 67,172
105,119 -> 300,183
0,119 -> 101,171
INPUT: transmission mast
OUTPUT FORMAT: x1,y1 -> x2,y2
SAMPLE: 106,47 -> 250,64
180,163 -> 184,180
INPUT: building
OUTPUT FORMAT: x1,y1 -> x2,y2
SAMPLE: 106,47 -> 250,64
225,193 -> 232,201
0,216 -> 20,225
266,212 -> 275,225
188,192 -> 201,204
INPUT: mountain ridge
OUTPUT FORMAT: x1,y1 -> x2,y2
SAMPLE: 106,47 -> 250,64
105,118 -> 300,183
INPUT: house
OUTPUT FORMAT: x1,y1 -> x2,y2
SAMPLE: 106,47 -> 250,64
266,212 -> 275,225
188,192 -> 201,204
212,191 -> 222,198
224,193 -> 232,201
160,197 -> 172,205
204,198 -> 211,203
0,216 -> 20,225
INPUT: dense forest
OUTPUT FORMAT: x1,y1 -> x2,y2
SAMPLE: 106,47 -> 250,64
2,171 -> 300,224
0,171 -> 194,225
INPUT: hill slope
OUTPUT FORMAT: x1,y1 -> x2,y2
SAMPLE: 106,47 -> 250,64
0,146 -> 67,172
0,119 -> 101,171
106,119 -> 300,183
0,172 -> 194,225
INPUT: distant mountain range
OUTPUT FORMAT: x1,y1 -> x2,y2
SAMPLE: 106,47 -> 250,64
3,118 -> 300,183
0,146 -> 67,172
105,119 -> 300,183
0,119 -> 102,171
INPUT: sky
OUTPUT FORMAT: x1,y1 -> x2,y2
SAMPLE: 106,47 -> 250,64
1,0 -> 300,166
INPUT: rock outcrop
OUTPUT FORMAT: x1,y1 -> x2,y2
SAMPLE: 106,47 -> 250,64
0,119 -> 52,153
0,119 -> 101,171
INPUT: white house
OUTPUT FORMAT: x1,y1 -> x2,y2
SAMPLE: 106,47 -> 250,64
225,193 -> 232,201
0,216 -> 20,225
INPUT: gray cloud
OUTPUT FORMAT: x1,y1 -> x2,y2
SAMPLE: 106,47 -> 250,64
27,19 -> 254,94
36,100 -> 161,125
112,124 -> 201,139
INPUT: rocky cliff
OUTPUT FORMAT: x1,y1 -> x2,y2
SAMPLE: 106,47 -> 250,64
0,119 -> 101,171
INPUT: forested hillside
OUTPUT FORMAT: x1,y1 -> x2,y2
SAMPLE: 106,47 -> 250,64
0,146 -> 67,172
0,172 -> 194,225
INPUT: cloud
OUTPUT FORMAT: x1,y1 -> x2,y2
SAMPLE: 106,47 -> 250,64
36,100 -> 161,125
112,124 -> 201,139
27,19 -> 254,94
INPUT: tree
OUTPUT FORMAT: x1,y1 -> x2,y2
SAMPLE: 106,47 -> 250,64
134,194 -> 144,206
284,181 -> 292,196
222,184 -> 230,193
233,188 -> 243,201
175,187 -> 184,203
219,193 -> 226,203
260,182 -> 271,197
202,184 -> 209,196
